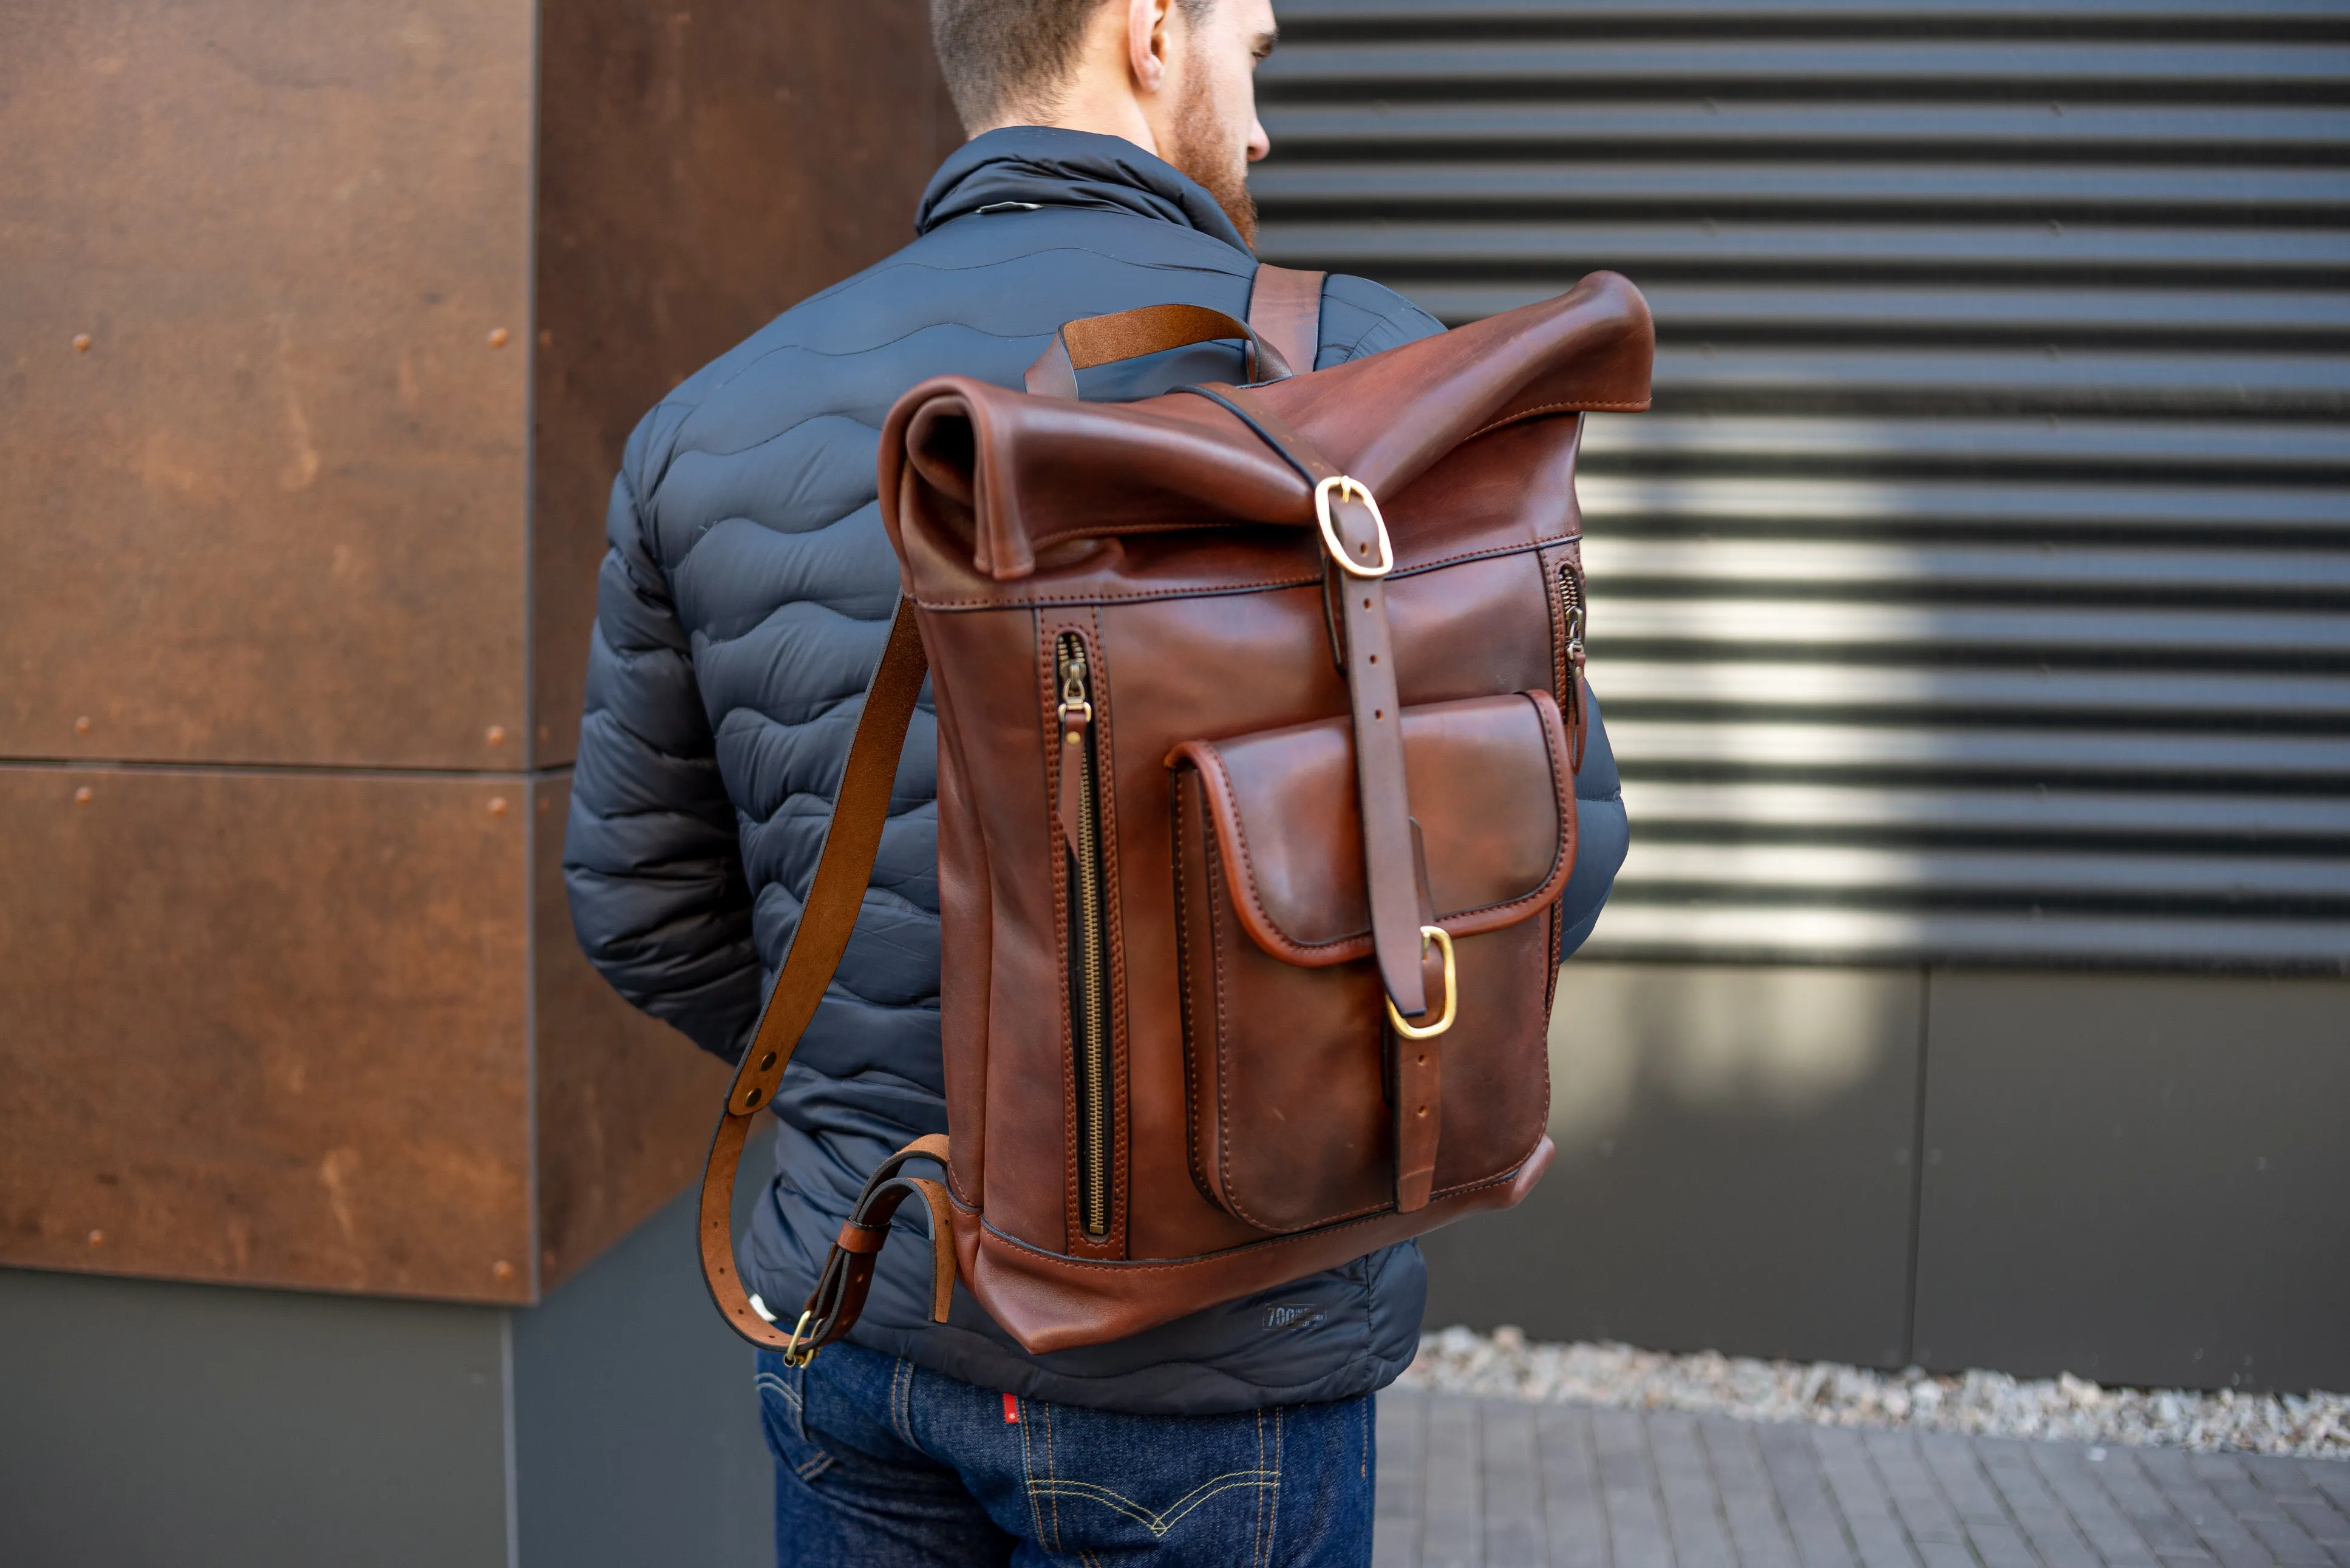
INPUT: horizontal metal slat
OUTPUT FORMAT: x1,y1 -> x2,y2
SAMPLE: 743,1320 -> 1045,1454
1592,599 -> 2350,654
1616,840 -> 2350,897
1261,103 -> 2350,154
1607,719 -> 2350,773
1261,41 -> 2350,92
1577,474 -> 2350,534
1635,349 -> 2350,414
1273,0 -> 2350,25
1576,415 -> 2350,473
1595,660 -> 2350,718
1579,538 -> 2350,594
1580,903 -> 2350,964
1259,220 -> 2350,272
1392,286 -> 2350,341
1253,162 -> 2350,221
1618,780 -> 2350,837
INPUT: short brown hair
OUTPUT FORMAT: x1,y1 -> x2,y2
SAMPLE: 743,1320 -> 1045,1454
931,0 -> 1206,132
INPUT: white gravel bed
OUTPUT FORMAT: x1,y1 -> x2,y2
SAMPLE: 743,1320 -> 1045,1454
1396,1326 -> 2349,1459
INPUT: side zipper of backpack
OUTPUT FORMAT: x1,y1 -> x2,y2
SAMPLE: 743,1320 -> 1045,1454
1559,560 -> 1589,768
1055,633 -> 1113,1240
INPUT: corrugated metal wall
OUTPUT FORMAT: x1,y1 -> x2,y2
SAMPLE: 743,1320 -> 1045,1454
1256,0 -> 2350,966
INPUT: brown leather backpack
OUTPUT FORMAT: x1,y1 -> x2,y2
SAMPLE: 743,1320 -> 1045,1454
698,266 -> 1654,1360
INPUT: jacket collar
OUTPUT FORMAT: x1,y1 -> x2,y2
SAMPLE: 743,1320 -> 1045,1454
914,126 -> 1252,255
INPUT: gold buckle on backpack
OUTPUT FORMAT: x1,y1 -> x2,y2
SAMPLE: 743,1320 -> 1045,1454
1385,925 -> 1457,1040
1315,477 -> 1392,579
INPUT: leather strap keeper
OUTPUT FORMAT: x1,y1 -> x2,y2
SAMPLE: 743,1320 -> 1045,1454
835,1220 -> 889,1255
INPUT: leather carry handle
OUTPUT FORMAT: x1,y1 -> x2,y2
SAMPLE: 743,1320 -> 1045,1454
1022,265 -> 1326,398
1025,304 -> 1289,398
697,600 -> 940,1351
1247,263 -> 1326,382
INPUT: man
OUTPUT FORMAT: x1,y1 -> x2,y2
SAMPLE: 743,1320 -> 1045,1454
565,0 -> 1629,1560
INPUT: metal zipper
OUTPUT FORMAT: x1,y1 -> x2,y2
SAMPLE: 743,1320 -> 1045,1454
1055,633 -> 1112,1238
1559,561 -> 1587,728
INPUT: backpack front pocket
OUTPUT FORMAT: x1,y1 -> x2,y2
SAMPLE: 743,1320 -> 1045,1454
1168,691 -> 1574,1235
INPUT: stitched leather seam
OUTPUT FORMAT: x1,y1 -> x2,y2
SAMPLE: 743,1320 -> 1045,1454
1467,399 -> 1646,444
1171,781 -> 1210,1204
1040,612 -> 1087,1252
913,534 -> 1581,611
1085,603 -> 1132,1257
966,1155 -> 1536,1272
1201,825 -> 1280,1233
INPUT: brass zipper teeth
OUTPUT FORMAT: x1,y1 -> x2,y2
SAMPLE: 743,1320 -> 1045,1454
1559,562 -> 1587,721
1058,633 -> 1112,1238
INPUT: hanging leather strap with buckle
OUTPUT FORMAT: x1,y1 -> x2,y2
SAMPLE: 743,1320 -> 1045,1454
696,601 -> 933,1352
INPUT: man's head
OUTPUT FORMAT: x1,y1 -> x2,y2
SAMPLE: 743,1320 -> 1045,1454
933,0 -> 1279,242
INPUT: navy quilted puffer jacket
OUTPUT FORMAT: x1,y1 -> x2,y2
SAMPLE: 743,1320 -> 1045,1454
564,127 -> 1629,1414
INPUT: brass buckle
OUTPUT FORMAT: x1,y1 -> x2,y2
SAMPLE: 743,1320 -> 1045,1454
782,1309 -> 819,1367
1385,925 -> 1457,1040
1315,477 -> 1393,579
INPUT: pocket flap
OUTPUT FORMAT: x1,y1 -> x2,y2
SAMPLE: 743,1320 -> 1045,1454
1167,691 -> 1576,968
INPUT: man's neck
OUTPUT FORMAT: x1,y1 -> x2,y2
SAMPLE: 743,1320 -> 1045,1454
972,101 -> 1160,161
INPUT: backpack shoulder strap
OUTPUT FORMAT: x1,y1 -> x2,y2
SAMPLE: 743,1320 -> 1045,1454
697,599 -> 930,1349
1246,263 -> 1327,378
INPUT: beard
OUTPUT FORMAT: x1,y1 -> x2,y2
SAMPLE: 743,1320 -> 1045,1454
1164,67 -> 1257,246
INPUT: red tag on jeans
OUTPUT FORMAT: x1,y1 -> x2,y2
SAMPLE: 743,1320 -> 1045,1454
1002,1392 -> 1021,1425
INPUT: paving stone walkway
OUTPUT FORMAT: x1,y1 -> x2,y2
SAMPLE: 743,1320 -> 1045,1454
1374,1390 -> 2350,1568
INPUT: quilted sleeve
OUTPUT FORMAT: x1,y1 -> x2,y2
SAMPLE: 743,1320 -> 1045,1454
562,416 -> 761,1062
1556,689 -> 1629,961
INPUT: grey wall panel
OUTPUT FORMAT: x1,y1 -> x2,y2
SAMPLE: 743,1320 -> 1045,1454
0,1267 -> 510,1568
1259,0 -> 2350,968
1421,961 -> 1924,1366
1912,970 -> 2350,1393
511,1164 -> 772,1568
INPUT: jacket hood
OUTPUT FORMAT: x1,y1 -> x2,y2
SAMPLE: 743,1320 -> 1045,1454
914,126 -> 1252,255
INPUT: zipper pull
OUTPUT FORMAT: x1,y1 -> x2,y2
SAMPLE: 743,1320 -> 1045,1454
1055,640 -> 1094,858
1560,565 -> 1589,772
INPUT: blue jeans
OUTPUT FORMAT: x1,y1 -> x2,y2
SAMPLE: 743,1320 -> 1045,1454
757,1343 -> 1375,1566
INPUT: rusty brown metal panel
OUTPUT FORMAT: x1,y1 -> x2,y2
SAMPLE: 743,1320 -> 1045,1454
528,771 -> 731,1292
530,0 -> 967,765
0,765 -> 534,1303
0,0 -> 533,770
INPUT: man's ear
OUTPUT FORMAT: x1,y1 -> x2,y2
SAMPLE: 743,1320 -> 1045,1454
1126,0 -> 1173,95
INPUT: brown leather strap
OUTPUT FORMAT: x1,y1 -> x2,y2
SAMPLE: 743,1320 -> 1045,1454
698,600 -> 933,1350
1207,385 -> 1428,1024
1247,264 -> 1326,379
1195,382 -> 1443,1210
1024,304 -> 1293,398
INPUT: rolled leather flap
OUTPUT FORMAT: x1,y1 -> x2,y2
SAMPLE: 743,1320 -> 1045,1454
1167,690 -> 1576,968
880,270 -> 1651,582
